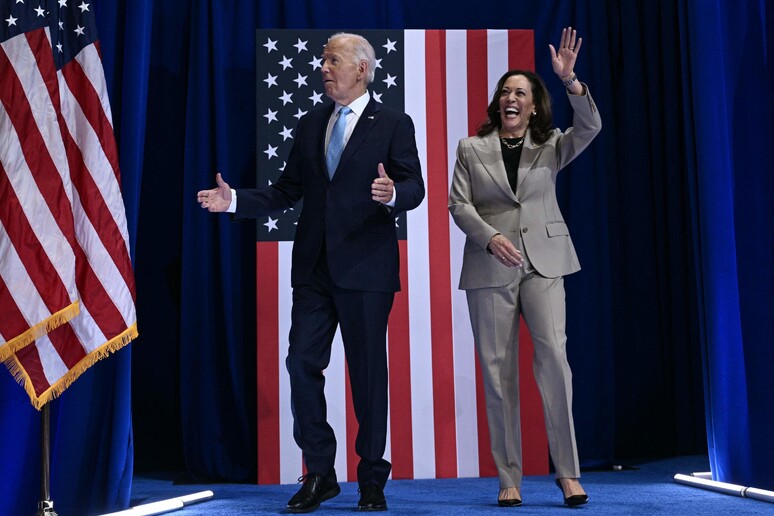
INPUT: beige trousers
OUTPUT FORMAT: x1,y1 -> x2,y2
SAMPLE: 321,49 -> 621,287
465,272 -> 580,489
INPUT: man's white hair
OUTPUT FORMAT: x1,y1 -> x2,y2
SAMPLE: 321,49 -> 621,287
327,32 -> 376,84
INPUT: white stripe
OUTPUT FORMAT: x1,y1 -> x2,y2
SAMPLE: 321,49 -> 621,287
445,30 -> 481,478
69,186 -> 135,327
327,330 -> 348,480
403,29 -> 437,480
74,45 -> 116,127
278,241 -> 301,484
0,222 -> 51,341
487,30 -> 509,95
0,80 -> 77,312
2,31 -> 73,188
36,334 -> 69,385
59,71 -> 132,259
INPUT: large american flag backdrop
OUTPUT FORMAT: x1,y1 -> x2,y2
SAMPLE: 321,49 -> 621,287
255,29 -> 548,483
0,0 -> 137,408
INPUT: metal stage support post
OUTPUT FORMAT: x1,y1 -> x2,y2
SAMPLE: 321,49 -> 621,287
36,404 -> 58,516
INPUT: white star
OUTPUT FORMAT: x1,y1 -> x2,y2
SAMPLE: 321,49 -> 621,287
372,92 -> 383,103
383,74 -> 397,88
264,73 -> 277,88
383,39 -> 397,53
5,15 -> 17,26
293,108 -> 308,120
264,144 -> 278,159
58,0 -> 67,7
56,43 -> 63,52
293,39 -> 308,53
263,38 -> 277,52
34,6 -> 45,16
279,161 -> 286,172
263,108 -> 278,123
264,216 -> 279,232
78,1 -> 89,12
308,91 -> 323,105
279,90 -> 293,105
375,58 -> 382,69
293,73 -> 308,88
16,0 -> 24,4
308,55 -> 322,70
279,126 -> 293,141
279,55 -> 293,70
74,25 -> 85,36
58,20 -> 63,29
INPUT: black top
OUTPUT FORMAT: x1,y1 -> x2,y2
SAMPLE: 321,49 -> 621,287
500,136 -> 525,193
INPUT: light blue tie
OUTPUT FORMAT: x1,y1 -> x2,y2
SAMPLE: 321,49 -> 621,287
326,106 -> 351,179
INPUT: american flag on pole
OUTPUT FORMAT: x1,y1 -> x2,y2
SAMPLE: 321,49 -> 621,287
255,29 -> 548,483
0,0 -> 137,409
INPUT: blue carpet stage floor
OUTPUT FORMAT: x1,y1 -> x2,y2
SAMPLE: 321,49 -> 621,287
130,456 -> 774,514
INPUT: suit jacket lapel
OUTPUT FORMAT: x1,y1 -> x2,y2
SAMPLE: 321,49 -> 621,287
516,130 -> 540,191
334,98 -> 381,177
471,132 -> 516,199
318,104 -> 335,181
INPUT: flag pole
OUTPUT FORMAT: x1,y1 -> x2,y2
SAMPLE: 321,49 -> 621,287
36,404 -> 58,516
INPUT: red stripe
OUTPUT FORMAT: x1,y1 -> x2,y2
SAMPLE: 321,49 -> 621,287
61,55 -> 121,177
0,276 -> 32,345
42,322 -> 87,371
0,163 -> 71,314
508,30 -> 536,71
14,344 -> 49,395
425,30 -> 457,478
466,30 -> 490,137
388,240 -> 413,478
11,32 -> 78,250
61,60 -> 136,300
345,364 -> 358,481
256,242 -> 280,484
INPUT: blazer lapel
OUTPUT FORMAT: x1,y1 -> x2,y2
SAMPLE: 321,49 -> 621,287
319,104 -> 335,181
334,99 -> 380,177
471,132 -> 516,199
516,130 -> 540,191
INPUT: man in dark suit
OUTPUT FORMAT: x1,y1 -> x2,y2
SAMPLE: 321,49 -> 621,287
197,32 -> 424,513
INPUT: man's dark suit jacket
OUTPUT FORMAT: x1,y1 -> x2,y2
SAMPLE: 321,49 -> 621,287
235,97 -> 425,292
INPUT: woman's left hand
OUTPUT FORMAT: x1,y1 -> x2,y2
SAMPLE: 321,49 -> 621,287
549,27 -> 582,79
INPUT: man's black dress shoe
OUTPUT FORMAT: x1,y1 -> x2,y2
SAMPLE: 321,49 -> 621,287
358,483 -> 387,512
286,472 -> 340,513
555,479 -> 588,507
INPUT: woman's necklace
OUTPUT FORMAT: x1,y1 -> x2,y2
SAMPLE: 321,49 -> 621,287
500,135 -> 525,149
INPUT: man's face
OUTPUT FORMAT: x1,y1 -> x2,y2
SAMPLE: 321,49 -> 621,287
321,37 -> 366,104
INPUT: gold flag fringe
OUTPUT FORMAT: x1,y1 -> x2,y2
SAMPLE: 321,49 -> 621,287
4,322 -> 139,410
0,301 -> 80,363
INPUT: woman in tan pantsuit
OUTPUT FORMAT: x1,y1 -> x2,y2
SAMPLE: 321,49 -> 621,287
448,27 -> 601,507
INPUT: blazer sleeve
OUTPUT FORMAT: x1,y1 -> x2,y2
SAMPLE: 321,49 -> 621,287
556,84 -> 602,171
448,139 -> 501,251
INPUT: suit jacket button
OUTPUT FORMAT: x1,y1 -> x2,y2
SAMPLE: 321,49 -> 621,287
521,227 -> 528,233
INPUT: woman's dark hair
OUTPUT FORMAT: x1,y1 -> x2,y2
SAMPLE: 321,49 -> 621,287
476,70 -> 554,145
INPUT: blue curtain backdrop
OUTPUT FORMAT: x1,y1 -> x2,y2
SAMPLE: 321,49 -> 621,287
1,0 -> 771,513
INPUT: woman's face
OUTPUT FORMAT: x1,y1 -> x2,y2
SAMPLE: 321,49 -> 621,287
498,74 -> 535,138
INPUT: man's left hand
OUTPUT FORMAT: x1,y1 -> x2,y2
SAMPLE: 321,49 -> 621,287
371,163 -> 394,204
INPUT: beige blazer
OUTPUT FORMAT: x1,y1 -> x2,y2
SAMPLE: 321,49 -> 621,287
449,87 -> 602,289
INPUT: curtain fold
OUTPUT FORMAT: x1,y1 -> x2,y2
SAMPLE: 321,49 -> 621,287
683,0 -> 774,489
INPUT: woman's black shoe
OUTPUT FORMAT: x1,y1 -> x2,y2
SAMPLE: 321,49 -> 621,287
555,479 -> 588,507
